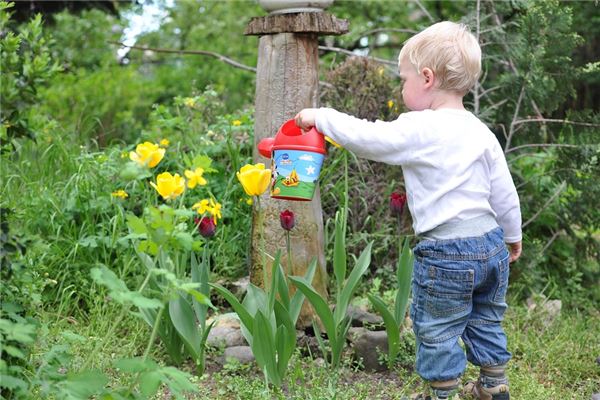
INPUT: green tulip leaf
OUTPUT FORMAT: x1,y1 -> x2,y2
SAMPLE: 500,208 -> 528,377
210,283 -> 254,334
169,295 -> 201,359
334,241 -> 372,326
368,293 -> 400,368
288,276 -> 335,341
289,257 -> 317,325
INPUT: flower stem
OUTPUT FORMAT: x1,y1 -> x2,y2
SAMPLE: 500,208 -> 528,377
256,196 -> 268,291
142,305 -> 165,361
285,230 -> 292,277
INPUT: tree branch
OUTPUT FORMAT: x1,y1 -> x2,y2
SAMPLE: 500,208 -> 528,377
108,41 -> 257,73
511,118 -> 600,128
522,181 -> 566,229
505,83 -> 526,152
355,27 -> 418,38
541,230 -> 561,254
506,143 -> 579,154
318,45 -> 399,68
413,0 -> 435,22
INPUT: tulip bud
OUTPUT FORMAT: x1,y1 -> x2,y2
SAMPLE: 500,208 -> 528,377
280,210 -> 295,231
390,192 -> 407,217
195,216 -> 216,238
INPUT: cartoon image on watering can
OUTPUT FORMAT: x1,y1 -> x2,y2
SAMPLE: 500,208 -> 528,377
257,119 -> 326,201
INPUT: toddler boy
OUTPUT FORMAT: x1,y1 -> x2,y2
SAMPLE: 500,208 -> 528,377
295,21 -> 521,400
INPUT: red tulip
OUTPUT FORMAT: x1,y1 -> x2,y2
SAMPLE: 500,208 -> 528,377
280,210 -> 295,231
390,192 -> 407,217
195,216 -> 216,238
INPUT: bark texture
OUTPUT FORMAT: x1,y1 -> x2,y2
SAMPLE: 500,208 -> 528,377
245,12 -> 348,36
251,32 -> 327,328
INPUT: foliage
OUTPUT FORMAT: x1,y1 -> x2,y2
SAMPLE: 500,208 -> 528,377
367,237 -> 413,368
0,1 -> 61,146
49,9 -> 124,70
127,0 -> 261,111
211,254 -> 316,387
319,0 -> 600,308
0,1 -> 598,398
321,57 -> 399,121
290,208 -> 373,369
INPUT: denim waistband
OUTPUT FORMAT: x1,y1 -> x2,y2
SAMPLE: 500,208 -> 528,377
420,214 -> 499,240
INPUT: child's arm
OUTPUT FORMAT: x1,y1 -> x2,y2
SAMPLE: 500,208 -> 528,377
295,108 -> 419,165
488,141 -> 523,262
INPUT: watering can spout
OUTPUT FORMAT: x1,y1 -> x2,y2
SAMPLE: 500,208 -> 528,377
258,137 -> 275,158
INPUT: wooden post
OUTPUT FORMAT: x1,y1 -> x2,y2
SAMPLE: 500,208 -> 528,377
245,12 -> 347,328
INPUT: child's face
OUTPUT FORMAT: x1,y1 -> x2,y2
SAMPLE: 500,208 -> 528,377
399,58 -> 430,111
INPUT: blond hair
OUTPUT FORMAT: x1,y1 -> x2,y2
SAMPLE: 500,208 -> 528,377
398,21 -> 481,94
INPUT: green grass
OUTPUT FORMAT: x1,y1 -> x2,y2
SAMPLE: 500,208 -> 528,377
30,302 -> 599,400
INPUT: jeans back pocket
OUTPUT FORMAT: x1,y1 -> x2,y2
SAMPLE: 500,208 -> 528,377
425,264 -> 474,317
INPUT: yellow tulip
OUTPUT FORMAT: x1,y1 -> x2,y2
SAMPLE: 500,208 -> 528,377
150,172 -> 185,200
387,100 -> 394,109
232,120 -> 242,126
159,138 -> 170,147
236,163 -> 271,196
129,142 -> 165,168
185,167 -> 207,189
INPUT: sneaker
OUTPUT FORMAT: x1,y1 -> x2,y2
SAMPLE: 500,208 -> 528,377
463,380 -> 510,400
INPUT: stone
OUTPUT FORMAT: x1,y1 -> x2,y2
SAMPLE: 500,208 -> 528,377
231,276 -> 249,298
222,346 -> 255,364
596,356 -> 600,366
348,327 -> 389,371
526,295 -> 562,325
543,299 -> 562,323
591,393 -> 600,400
297,331 -> 323,358
207,313 -> 241,329
206,326 -> 246,348
346,305 -> 384,328
314,357 -> 326,367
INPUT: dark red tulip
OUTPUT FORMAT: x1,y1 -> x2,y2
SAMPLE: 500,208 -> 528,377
280,210 -> 295,231
390,192 -> 407,217
195,216 -> 216,238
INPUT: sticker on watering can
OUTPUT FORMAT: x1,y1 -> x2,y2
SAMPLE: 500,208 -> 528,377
270,150 -> 325,200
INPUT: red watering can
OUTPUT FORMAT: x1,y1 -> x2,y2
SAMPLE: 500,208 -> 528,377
257,119 -> 327,201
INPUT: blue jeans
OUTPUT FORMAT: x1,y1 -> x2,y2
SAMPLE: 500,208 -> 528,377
410,227 -> 512,382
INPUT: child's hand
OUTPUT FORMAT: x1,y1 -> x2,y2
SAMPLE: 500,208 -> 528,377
507,241 -> 522,263
294,108 -> 318,131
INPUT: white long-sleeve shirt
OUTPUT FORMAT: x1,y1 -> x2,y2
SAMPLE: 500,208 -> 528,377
315,107 -> 522,243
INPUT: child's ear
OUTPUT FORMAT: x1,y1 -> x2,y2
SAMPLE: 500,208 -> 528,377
421,67 -> 435,88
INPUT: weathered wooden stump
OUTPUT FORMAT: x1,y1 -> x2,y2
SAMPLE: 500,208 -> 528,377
246,11 -> 347,328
